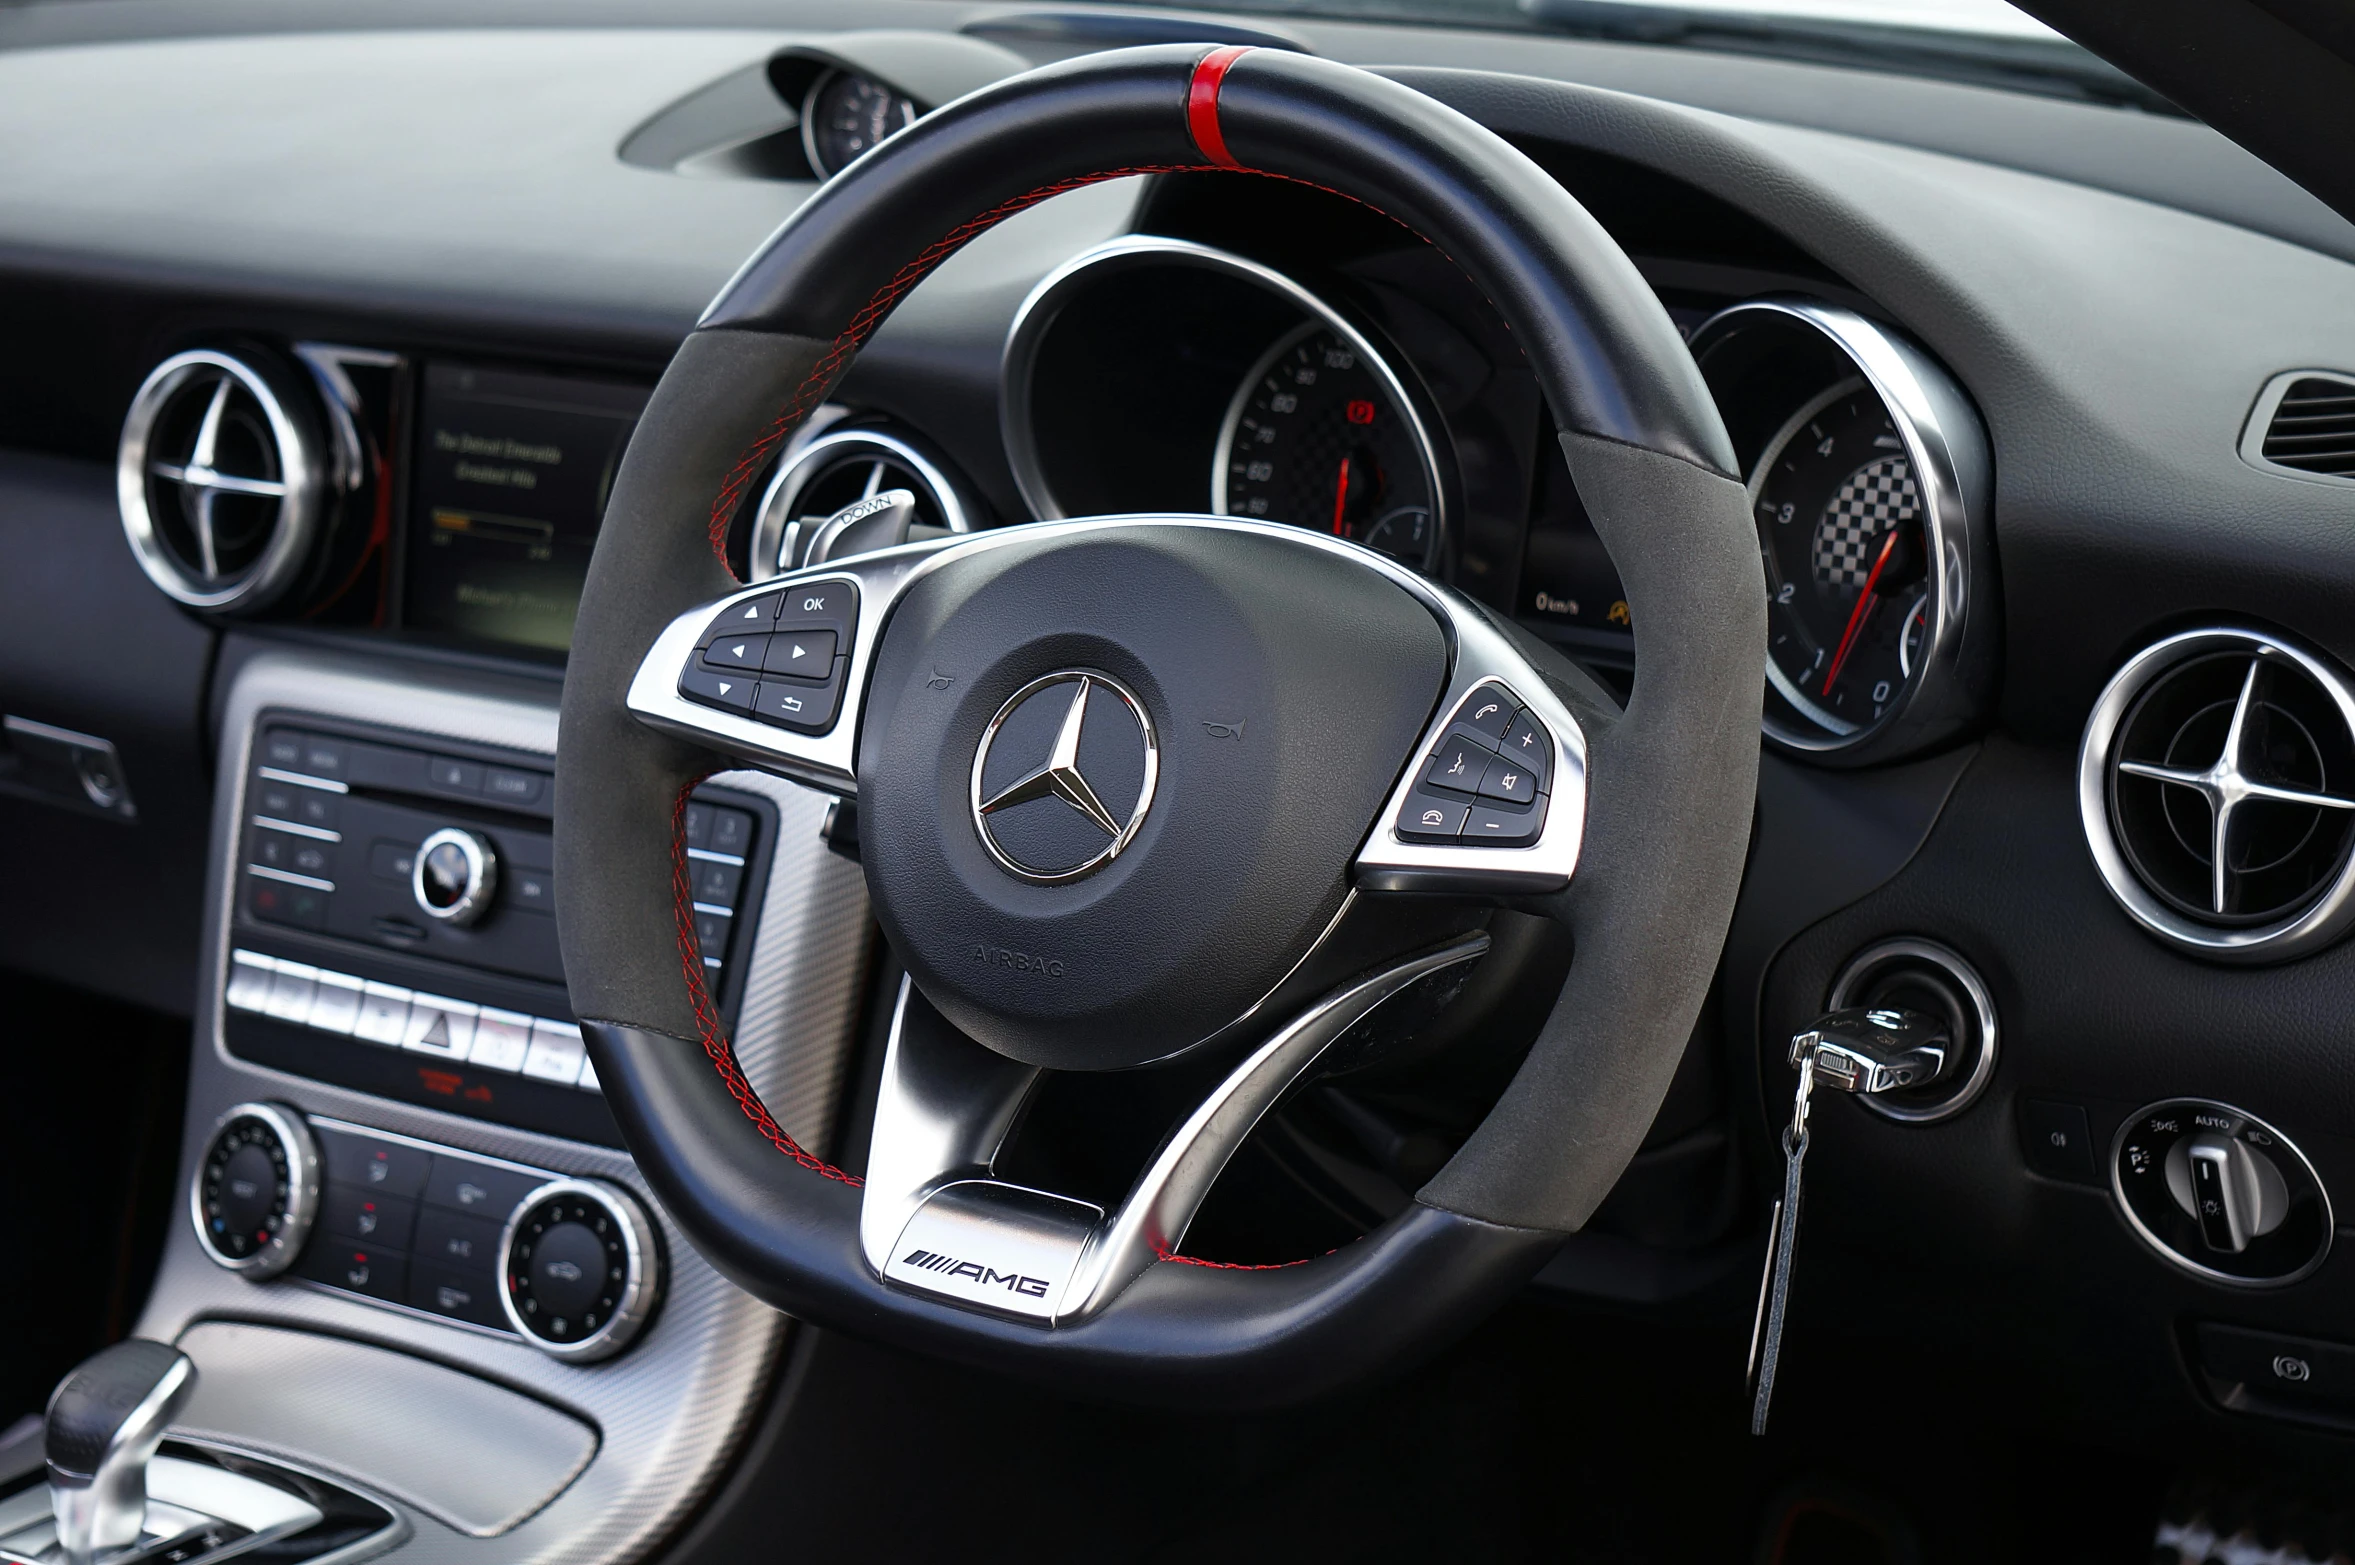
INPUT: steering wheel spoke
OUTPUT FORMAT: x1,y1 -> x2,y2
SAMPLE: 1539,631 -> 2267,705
865,933 -> 1491,1324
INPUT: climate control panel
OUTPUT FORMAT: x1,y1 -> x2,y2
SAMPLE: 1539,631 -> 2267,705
192,1105 -> 662,1361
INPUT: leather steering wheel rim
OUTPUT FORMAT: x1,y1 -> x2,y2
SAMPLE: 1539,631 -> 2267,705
555,44 -> 1764,1407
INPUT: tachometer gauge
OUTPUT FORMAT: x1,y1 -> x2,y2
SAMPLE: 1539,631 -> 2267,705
1689,298 -> 1997,767
801,70 -> 918,180
1213,320 -> 1443,572
1755,378 -> 1929,735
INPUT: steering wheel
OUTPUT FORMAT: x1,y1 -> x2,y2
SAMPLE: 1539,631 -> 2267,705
555,44 -> 1762,1407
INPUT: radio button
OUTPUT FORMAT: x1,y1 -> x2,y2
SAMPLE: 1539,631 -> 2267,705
523,1020 -> 586,1086
353,982 -> 412,1045
309,971 -> 363,1035
426,757 -> 484,795
248,874 -> 330,931
226,950 -> 275,1012
485,767 -> 546,807
508,866 -> 554,913
467,1008 -> 533,1074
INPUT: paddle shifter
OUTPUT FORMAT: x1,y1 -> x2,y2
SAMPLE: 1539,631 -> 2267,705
44,1340 -> 196,1565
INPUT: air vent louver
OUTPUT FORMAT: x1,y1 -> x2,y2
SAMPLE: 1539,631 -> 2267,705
2243,371 -> 2355,484
747,425 -> 970,577
2080,630 -> 2355,962
116,349 -> 321,612
2261,376 -> 2355,477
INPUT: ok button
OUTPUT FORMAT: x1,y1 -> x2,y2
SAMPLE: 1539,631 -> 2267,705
763,629 -> 838,682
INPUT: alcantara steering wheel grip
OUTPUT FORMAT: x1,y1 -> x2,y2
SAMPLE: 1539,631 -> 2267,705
554,43 -> 1763,1407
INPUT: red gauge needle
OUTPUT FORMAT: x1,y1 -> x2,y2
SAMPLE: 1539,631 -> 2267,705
1330,456 -> 1352,536
1822,529 -> 1900,696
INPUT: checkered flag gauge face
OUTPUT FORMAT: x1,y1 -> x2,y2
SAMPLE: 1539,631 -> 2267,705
1812,456 -> 1920,595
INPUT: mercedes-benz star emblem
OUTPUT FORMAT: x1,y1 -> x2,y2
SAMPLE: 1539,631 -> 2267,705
970,672 -> 1158,884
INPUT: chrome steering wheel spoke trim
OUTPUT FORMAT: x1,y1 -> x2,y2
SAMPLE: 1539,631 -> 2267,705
859,933 -> 1491,1326
623,516 -> 1589,892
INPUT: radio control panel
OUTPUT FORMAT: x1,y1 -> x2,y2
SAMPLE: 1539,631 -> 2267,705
224,714 -> 775,1144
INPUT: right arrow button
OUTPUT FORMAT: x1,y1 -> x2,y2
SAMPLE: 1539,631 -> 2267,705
762,628 -> 839,682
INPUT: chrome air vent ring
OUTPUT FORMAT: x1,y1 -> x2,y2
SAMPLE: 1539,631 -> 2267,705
2079,628 -> 2355,962
117,349 -> 324,612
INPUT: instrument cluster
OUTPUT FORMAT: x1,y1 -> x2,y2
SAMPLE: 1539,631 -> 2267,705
999,232 -> 1995,766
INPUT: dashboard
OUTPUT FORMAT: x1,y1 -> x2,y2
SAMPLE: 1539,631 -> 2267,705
8,1 -> 2355,1553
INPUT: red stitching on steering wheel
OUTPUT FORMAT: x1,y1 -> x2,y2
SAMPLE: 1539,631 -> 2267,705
705,162 -> 1220,574
669,780 -> 864,1185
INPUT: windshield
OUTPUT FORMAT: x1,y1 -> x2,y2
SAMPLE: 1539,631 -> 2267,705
1073,0 -> 2168,112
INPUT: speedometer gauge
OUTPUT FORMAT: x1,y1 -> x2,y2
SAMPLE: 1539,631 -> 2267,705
1755,379 -> 1930,735
1213,320 -> 1442,572
1689,297 -> 1996,766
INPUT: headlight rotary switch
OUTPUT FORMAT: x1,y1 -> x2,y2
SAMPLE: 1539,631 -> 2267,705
412,826 -> 497,926
2113,1099 -> 2332,1285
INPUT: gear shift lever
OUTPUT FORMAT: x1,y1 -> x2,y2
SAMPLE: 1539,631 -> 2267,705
45,1340 -> 196,1565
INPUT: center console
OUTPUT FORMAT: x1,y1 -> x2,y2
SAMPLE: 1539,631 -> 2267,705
131,646 -> 875,1564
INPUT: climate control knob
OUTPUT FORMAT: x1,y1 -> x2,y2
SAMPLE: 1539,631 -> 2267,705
412,826 -> 498,926
191,1102 -> 320,1279
498,1178 -> 661,1362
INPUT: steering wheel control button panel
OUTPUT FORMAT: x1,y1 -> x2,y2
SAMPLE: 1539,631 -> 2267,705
1393,684 -> 1552,849
191,1102 -> 320,1279
498,1179 -> 661,1361
678,575 -> 858,734
2111,1099 -> 2334,1287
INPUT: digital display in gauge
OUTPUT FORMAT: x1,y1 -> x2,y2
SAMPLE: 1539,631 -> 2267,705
1755,379 -> 1930,736
1214,321 -> 1439,571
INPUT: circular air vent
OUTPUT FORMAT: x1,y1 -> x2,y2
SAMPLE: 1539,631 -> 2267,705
117,349 -> 322,612
746,425 -> 970,578
2079,628 -> 2355,961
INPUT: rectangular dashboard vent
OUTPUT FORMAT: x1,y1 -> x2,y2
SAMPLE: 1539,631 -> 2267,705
2248,371 -> 2355,482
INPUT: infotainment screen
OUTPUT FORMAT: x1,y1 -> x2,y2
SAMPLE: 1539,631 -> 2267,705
404,362 -> 651,652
